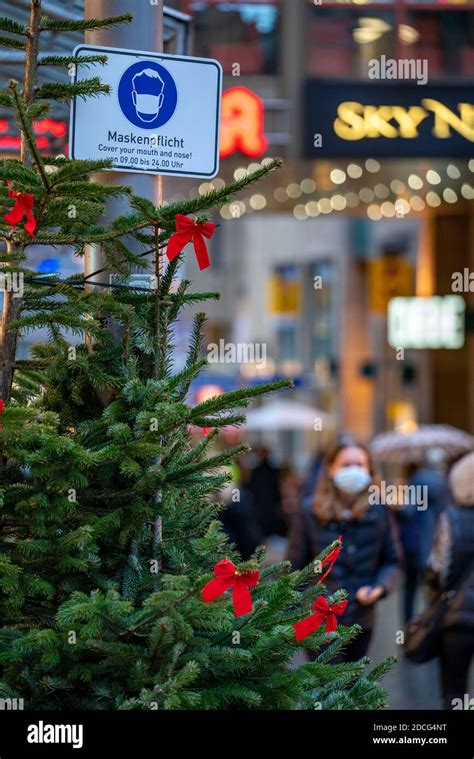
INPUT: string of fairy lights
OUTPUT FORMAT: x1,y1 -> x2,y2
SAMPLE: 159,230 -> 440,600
182,156 -> 474,223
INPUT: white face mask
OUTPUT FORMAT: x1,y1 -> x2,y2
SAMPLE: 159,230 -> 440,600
132,92 -> 164,121
333,465 -> 372,495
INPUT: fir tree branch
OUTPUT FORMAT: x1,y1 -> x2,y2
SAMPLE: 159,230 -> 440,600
209,603 -> 262,646
8,81 -> 50,190
190,414 -> 247,429
0,159 -> 44,189
40,14 -> 133,33
27,160 -> 282,248
128,158 -> 283,227
190,379 -> 293,420
48,158 -> 114,184
0,17 -> 28,35
35,79 -> 111,101
31,219 -> 151,246
167,358 -> 208,397
0,36 -> 25,50
165,444 -> 250,482
184,313 -> 206,369
122,588 -> 198,638
38,54 -> 108,68
177,429 -> 219,467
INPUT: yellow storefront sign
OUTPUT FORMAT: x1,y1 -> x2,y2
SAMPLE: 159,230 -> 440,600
268,273 -> 301,315
369,257 -> 414,313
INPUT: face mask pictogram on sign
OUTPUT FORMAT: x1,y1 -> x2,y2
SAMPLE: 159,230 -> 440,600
131,68 -> 165,124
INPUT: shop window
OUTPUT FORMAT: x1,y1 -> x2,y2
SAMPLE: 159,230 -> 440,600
306,7 -> 396,79
277,324 -> 297,363
186,2 -> 280,74
310,261 -> 338,364
406,9 -> 474,78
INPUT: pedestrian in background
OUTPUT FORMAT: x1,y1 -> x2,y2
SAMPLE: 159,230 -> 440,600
303,449 -> 326,503
218,461 -> 262,560
287,440 -> 401,661
425,451 -> 474,709
396,450 -> 450,623
279,463 -> 303,522
247,445 -> 286,539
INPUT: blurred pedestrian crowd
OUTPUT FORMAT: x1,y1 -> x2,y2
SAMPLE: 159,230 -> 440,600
217,434 -> 474,710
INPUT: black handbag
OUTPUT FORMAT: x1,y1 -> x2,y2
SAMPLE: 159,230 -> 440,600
404,561 -> 473,664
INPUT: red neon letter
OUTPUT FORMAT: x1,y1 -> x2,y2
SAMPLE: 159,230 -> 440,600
220,86 -> 268,159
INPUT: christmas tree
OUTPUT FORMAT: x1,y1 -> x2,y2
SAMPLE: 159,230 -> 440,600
0,0 -> 393,710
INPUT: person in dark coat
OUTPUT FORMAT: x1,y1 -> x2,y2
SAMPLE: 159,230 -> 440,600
219,463 -> 262,560
426,452 -> 474,709
396,457 -> 450,623
303,451 -> 326,502
220,490 -> 262,560
247,445 -> 286,538
287,440 -> 401,662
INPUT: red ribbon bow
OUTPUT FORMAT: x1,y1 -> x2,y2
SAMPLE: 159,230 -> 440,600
318,535 -> 343,584
201,558 -> 260,617
166,214 -> 215,271
293,595 -> 348,642
3,183 -> 37,237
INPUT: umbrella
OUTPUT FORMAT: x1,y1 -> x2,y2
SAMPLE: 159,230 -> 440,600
370,424 -> 474,464
243,399 -> 333,431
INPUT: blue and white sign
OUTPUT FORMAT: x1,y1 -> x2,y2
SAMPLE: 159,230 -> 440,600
70,45 -> 222,178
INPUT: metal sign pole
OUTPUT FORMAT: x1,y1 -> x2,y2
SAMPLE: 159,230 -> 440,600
83,0 -> 164,285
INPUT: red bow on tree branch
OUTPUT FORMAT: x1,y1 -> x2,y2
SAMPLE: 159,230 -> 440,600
201,558 -> 260,617
293,595 -> 348,641
318,535 -> 343,584
166,214 -> 216,271
3,183 -> 37,237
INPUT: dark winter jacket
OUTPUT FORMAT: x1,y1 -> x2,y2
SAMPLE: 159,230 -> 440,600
247,460 -> 286,538
220,486 -> 262,560
427,503 -> 474,632
287,502 -> 401,630
396,467 -> 449,569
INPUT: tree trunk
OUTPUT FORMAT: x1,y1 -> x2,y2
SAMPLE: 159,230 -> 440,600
0,242 -> 23,400
0,0 -> 41,402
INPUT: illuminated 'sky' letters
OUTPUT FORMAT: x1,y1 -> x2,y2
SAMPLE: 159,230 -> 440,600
334,99 -> 474,141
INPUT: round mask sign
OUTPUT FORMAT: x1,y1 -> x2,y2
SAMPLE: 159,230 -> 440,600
117,60 -> 178,129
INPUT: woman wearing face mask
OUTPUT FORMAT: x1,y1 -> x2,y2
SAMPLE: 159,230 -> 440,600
287,441 -> 401,661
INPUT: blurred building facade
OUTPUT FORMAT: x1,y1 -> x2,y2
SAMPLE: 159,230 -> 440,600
167,0 -> 474,462
0,0 -> 473,465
